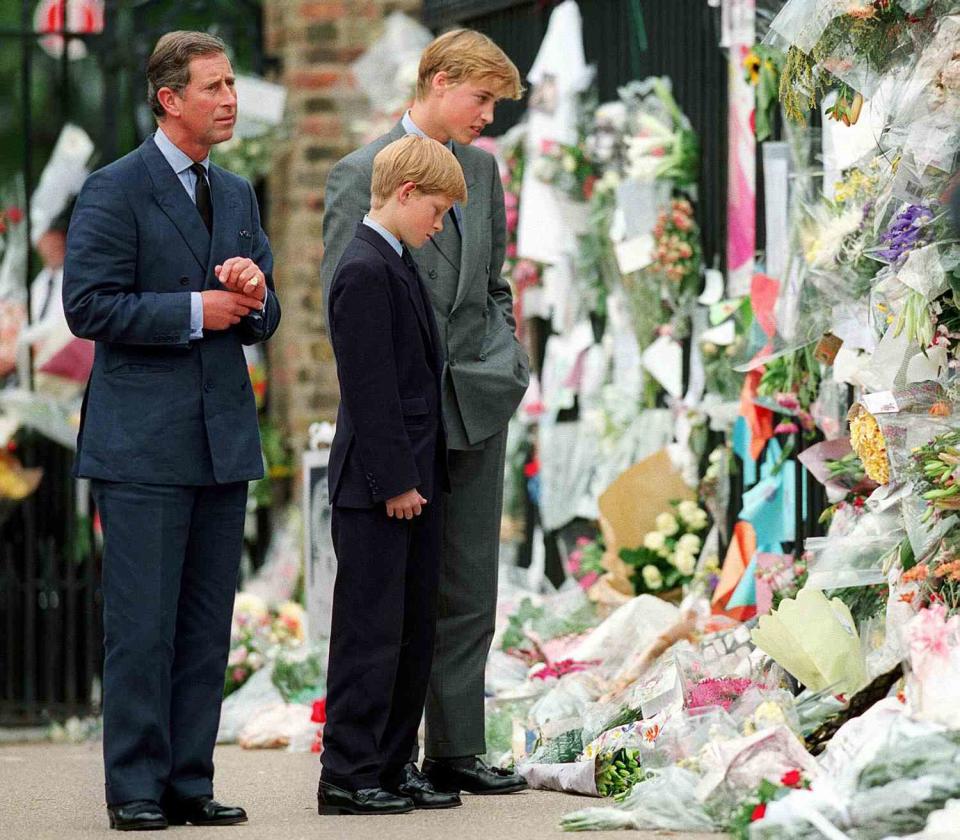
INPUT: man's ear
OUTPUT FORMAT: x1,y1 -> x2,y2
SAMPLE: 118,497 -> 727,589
156,87 -> 181,119
431,71 -> 450,97
398,181 -> 417,203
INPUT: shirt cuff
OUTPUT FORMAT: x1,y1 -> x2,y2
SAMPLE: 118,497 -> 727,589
247,296 -> 265,322
190,292 -> 204,339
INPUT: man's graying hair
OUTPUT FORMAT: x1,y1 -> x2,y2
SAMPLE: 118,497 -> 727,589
147,31 -> 227,119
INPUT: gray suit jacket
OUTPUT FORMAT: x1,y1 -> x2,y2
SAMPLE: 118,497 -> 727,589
320,120 -> 529,449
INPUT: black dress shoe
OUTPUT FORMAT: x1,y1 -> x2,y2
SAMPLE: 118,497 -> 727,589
107,800 -> 167,831
387,763 -> 462,809
163,795 -> 248,826
317,780 -> 414,815
422,756 -> 528,795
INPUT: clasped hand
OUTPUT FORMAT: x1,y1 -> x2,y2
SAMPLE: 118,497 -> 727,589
386,489 -> 428,519
201,257 -> 266,330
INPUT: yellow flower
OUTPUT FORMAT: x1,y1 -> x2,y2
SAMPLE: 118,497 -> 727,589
743,51 -> 761,85
850,410 -> 889,485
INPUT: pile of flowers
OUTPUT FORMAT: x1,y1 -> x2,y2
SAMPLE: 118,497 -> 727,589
224,593 -> 306,697
566,536 -> 606,592
531,138 -> 597,202
619,500 -> 710,597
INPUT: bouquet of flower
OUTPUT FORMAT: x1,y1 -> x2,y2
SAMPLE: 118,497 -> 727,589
224,593 -> 306,696
566,536 -> 606,592
744,45 -> 786,142
726,769 -> 810,840
618,500 -> 710,598
531,138 -> 598,202
595,747 -> 645,800
648,198 -> 701,299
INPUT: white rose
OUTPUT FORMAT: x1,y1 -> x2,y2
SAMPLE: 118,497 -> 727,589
562,153 -> 578,173
688,512 -> 709,530
677,500 -> 700,521
655,513 -> 679,536
678,533 -> 701,555
673,551 -> 696,576
643,531 -> 666,551
641,565 -> 663,590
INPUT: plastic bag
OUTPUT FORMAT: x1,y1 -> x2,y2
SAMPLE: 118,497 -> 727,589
217,663 -> 283,744
237,702 -> 315,751
560,767 -> 715,832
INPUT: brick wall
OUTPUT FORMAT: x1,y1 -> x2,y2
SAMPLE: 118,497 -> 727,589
263,0 -> 423,460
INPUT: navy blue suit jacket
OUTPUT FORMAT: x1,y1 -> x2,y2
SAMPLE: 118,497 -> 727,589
63,135 -> 281,485
327,224 -> 448,508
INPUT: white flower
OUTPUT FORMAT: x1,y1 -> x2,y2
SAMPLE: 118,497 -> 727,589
641,565 -> 663,590
673,551 -> 696,576
246,651 -> 264,671
678,533 -> 701,555
655,513 -> 679,536
234,592 -> 267,618
643,531 -> 666,551
677,500 -> 700,521
561,153 -> 578,173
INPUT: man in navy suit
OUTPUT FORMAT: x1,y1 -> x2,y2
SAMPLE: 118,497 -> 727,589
63,31 -> 280,831
318,136 -> 464,816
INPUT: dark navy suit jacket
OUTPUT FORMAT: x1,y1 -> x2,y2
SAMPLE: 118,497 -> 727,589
327,224 -> 448,508
63,135 -> 281,485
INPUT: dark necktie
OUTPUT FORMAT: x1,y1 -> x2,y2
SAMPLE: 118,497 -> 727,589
190,163 -> 212,233
401,246 -> 418,275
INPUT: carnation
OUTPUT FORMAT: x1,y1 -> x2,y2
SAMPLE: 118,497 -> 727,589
678,533 -> 701,555
641,564 -> 663,590
643,530 -> 666,551
655,513 -> 679,536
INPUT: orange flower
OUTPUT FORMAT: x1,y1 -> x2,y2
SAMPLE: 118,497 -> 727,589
643,724 -> 660,743
902,564 -> 929,583
899,591 -> 916,604
933,559 -> 960,581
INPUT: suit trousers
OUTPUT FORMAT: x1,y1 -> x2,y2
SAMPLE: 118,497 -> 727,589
422,427 -> 508,758
92,479 -> 247,805
321,494 -> 442,791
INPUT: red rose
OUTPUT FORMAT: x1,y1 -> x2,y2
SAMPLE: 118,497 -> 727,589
781,769 -> 802,787
751,803 -> 767,822
311,697 -> 327,724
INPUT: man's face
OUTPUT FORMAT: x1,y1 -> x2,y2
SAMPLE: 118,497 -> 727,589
166,52 -> 237,151
435,75 -> 498,145
398,185 -> 453,248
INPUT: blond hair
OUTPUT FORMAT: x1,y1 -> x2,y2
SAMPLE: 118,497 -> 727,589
416,29 -> 523,102
371,135 -> 468,209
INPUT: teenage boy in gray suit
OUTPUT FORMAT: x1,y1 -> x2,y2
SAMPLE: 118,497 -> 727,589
320,29 -> 529,799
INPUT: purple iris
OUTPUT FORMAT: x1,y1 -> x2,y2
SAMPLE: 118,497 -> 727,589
876,203 -> 935,263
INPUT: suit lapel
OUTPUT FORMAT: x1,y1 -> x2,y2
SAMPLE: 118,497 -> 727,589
452,146 -> 480,311
139,138 -> 210,272
205,165 -> 242,287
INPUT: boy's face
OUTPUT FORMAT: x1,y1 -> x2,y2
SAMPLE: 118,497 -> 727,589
432,73 -> 499,145
397,183 -> 454,247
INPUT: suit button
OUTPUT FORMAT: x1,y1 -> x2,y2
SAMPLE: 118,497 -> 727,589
179,276 -> 189,286
479,353 -> 487,361
449,357 -> 457,367
204,382 -> 214,393
428,270 -> 438,279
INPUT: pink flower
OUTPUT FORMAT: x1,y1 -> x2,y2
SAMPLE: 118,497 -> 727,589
503,191 -> 518,210
578,571 -> 599,591
567,556 -> 582,574
505,208 -> 519,232
472,136 -> 498,156
906,604 -> 960,679
687,677 -> 758,710
506,242 -> 517,259
775,393 -> 800,411
576,537 -> 592,547
232,667 -> 247,684
774,422 -> 800,435
540,139 -> 558,154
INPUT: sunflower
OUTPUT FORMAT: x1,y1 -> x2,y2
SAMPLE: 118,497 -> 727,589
743,50 -> 761,85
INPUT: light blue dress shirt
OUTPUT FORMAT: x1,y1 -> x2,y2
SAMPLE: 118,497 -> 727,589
362,215 -> 403,256
400,111 -> 463,232
153,126 -> 265,339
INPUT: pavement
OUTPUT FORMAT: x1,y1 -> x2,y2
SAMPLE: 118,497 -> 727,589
0,742 -> 724,840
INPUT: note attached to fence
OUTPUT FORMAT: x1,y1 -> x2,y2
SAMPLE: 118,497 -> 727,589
861,391 -> 899,415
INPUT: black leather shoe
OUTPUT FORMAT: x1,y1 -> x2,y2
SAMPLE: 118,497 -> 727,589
422,757 -> 528,795
107,800 -> 167,831
388,763 -> 462,809
162,795 -> 247,826
317,780 -> 414,815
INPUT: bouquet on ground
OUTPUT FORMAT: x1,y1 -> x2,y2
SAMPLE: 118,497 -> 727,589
225,593 -> 306,696
618,500 -> 710,598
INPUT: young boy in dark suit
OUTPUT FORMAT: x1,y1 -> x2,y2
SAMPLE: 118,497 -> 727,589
318,135 -> 467,816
